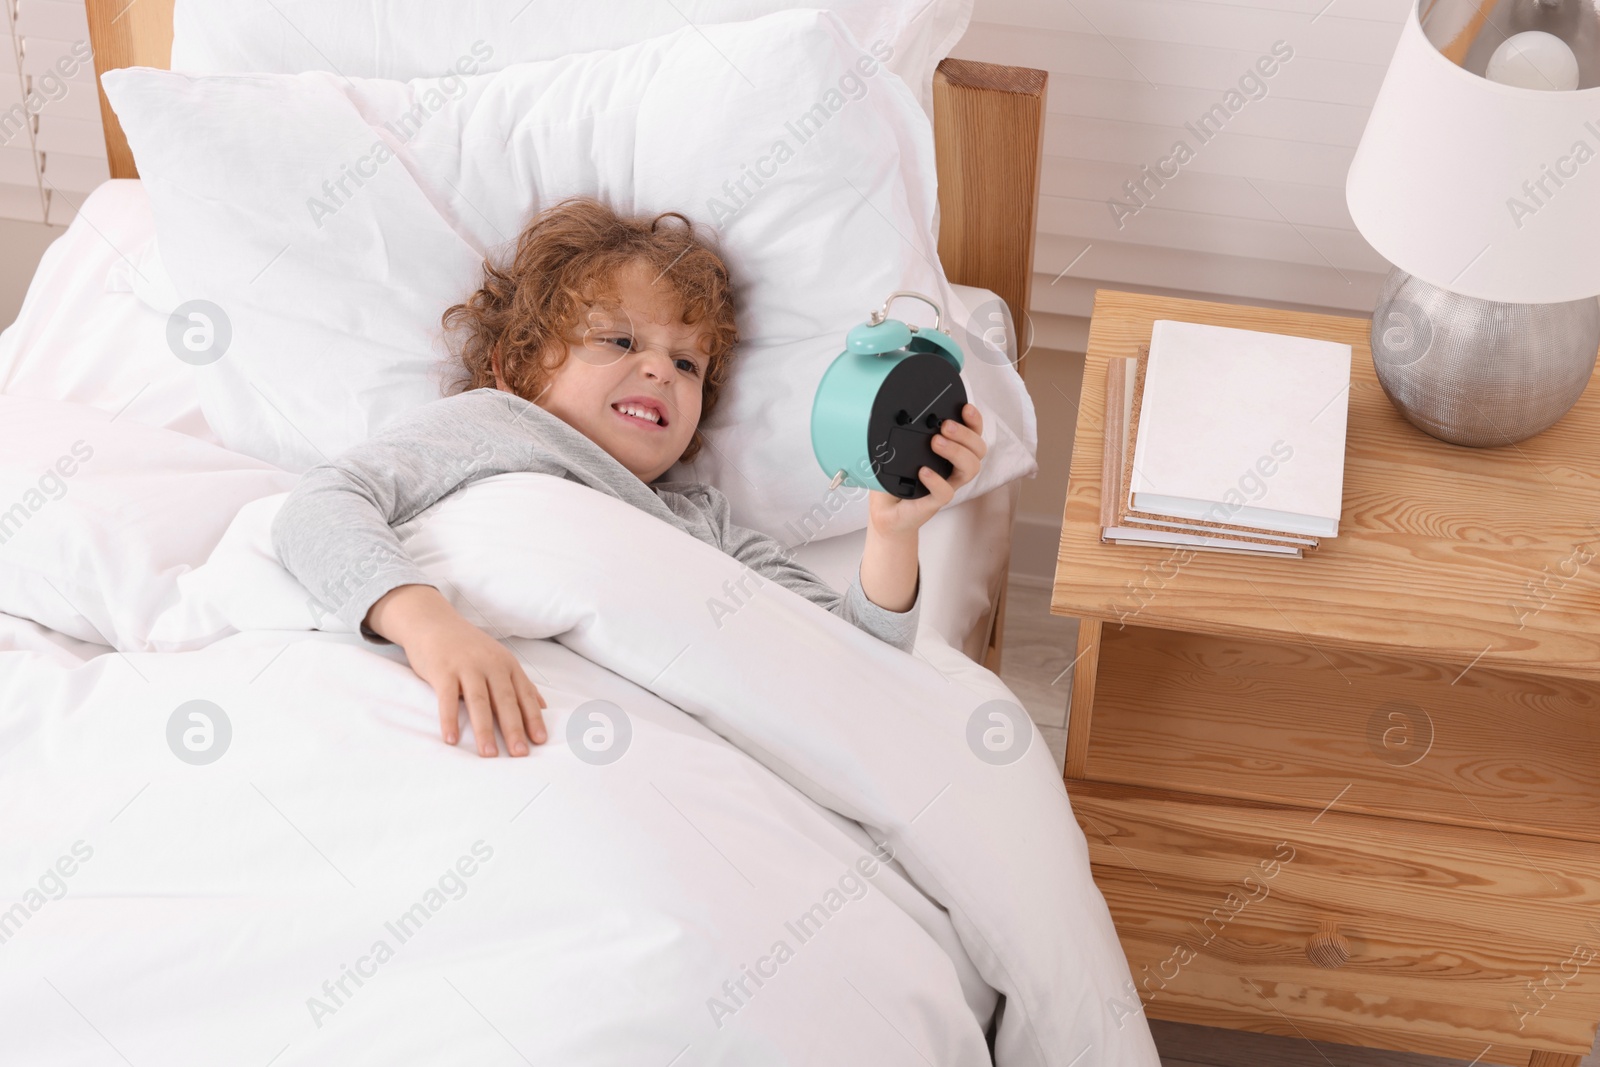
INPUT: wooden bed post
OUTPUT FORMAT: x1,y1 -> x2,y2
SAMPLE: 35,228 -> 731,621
932,57 -> 1049,674
86,0 -> 174,180
932,57 -> 1048,367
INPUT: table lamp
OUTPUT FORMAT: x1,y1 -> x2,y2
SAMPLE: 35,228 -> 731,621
1346,0 -> 1600,446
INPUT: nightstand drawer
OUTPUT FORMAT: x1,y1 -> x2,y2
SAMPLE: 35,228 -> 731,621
1078,623 -> 1600,842
1071,781 -> 1600,1064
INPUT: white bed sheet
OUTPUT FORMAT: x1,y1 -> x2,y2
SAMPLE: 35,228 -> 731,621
0,610 -> 107,667
0,182 -> 218,446
0,180 -> 1023,660
0,455 -> 1159,1067
0,628 -> 1001,1065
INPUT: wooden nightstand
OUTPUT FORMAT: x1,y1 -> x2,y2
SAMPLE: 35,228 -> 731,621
1052,289 -> 1600,1067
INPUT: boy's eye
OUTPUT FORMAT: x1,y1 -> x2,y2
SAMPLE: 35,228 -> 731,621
605,335 -> 634,351
675,357 -> 700,375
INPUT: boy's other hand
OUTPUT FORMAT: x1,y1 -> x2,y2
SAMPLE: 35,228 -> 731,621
366,584 -> 548,757
867,403 -> 987,539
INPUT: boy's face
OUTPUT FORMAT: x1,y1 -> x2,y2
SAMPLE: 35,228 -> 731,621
523,260 -> 711,485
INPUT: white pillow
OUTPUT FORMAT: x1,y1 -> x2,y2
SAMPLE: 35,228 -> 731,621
169,0 -> 973,117
0,396 -> 295,649
103,10 -> 1036,541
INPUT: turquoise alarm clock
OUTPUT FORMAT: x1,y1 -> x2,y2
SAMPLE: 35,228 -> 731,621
811,291 -> 968,500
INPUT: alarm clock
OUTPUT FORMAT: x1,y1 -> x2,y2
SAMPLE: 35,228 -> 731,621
811,291 -> 969,500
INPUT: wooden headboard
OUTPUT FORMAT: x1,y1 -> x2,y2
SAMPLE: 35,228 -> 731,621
83,0 -> 1047,670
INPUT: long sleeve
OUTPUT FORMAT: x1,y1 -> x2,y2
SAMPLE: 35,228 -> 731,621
270,408 -> 498,644
272,386 -> 921,652
677,482 -> 921,654
271,389 -> 639,644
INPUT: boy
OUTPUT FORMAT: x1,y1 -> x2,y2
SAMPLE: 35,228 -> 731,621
272,198 -> 986,758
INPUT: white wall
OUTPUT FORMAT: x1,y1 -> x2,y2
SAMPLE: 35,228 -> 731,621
949,0 -> 1406,355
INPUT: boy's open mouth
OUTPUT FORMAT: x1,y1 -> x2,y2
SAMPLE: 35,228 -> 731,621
612,399 -> 668,429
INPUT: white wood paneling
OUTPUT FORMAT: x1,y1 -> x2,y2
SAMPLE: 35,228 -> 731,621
0,143 -> 35,183
1,4 -> 108,224
1031,70 -> 1376,146
21,33 -> 93,78
1044,157 -> 1357,230
40,147 -> 105,191
964,2 -> 1405,64
15,0 -> 87,41
0,0 -> 41,225
953,23 -> 1394,105
1044,113 -> 1357,186
0,178 -> 43,221
952,0 -> 1410,330
35,112 -> 103,154
973,0 -> 1409,35
1034,231 -> 1384,312
1040,195 -> 1388,274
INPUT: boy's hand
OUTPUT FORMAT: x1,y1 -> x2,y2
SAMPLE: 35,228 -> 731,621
366,584 -> 548,757
867,403 -> 987,539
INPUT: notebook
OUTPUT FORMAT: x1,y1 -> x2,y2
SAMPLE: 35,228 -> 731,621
1114,351 -> 1317,550
1128,320 -> 1351,538
1101,354 -> 1306,558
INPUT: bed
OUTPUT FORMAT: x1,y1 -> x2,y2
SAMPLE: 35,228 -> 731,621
0,3 -> 1160,1065
0,175 -> 1025,665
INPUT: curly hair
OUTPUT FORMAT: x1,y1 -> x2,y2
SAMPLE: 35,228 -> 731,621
442,197 -> 739,464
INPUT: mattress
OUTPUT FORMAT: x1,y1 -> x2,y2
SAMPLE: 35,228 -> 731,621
0,180 -> 1021,662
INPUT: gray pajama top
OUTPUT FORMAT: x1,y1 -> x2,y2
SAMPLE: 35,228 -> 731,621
270,387 -> 920,653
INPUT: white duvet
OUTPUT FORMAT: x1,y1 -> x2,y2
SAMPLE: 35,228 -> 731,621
0,405 -> 1157,1065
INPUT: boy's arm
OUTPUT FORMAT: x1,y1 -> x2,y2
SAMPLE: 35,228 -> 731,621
695,403 -> 986,655
855,402 -> 989,645
699,488 -> 922,653
842,559 -> 922,653
859,525 -> 919,613
271,391 -> 514,642
270,390 -> 555,758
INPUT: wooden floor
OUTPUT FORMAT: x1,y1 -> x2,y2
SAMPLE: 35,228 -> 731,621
995,576 -> 1600,1067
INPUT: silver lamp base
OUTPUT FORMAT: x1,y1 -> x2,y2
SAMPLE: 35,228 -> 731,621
1369,268 -> 1600,447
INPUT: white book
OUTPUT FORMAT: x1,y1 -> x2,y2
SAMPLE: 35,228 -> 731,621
1109,536 -> 1301,557
1120,514 -> 1316,547
1104,527 -> 1303,556
1130,320 -> 1351,538
1100,355 -> 1311,557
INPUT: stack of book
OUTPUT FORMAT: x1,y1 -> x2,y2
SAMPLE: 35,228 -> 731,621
1101,319 -> 1352,558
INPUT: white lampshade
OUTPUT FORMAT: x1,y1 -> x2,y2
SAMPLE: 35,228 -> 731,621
1347,0 -> 1600,304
